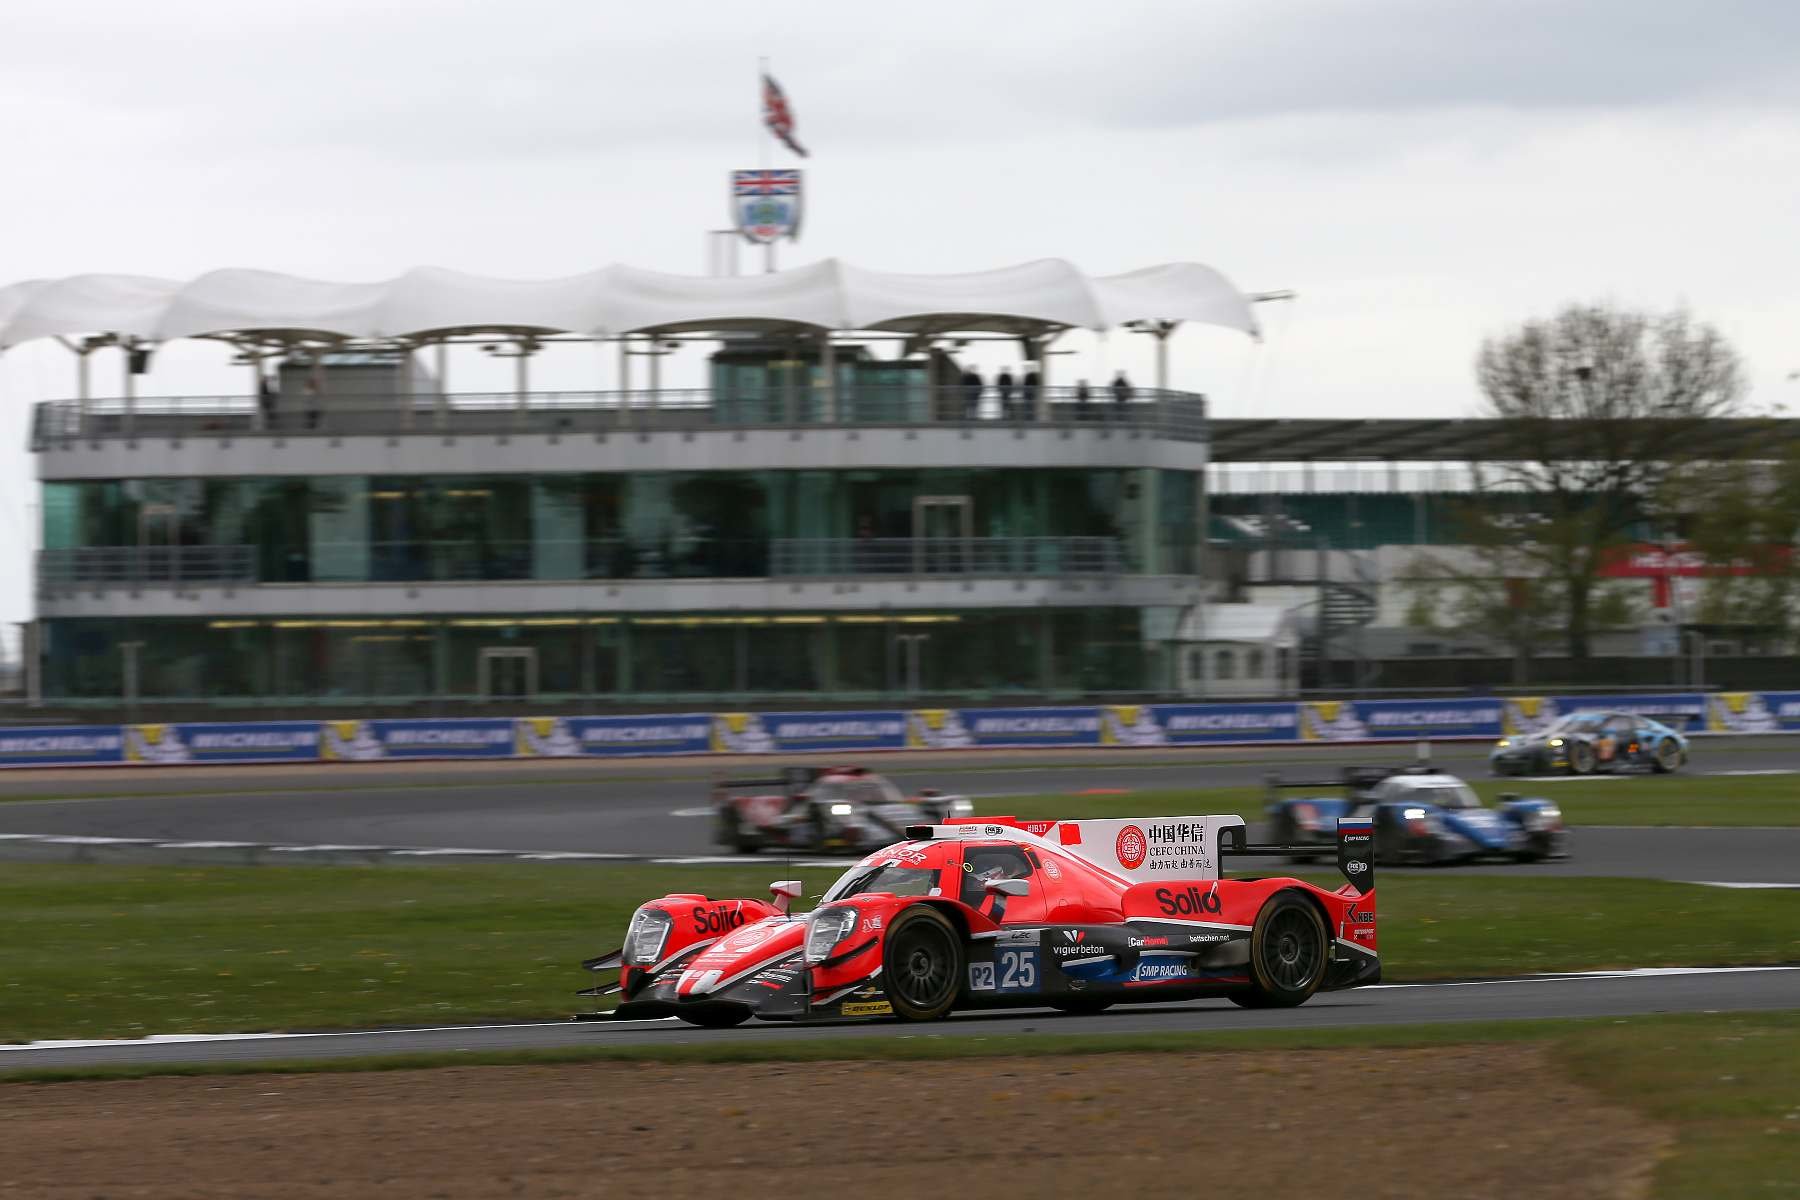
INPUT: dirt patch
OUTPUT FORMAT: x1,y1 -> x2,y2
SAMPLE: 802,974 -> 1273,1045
0,1047 -> 1666,1199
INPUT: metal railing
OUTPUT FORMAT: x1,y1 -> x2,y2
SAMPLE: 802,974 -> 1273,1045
770,537 -> 1125,577
30,386 -> 1208,446
37,545 -> 257,589
39,536 -> 1132,588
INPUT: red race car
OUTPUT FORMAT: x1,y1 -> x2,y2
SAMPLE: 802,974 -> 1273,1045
581,812 -> 1377,1026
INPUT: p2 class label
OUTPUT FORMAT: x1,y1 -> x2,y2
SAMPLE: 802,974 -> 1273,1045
969,948 -> 1040,993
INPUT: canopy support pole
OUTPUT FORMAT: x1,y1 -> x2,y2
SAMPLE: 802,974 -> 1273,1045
434,342 -> 449,431
121,340 -> 137,436
648,336 -> 661,414
821,334 -> 837,424
617,336 -> 632,428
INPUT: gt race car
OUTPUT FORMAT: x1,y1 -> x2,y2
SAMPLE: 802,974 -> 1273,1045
1489,709 -> 1690,776
581,813 -> 1379,1026
1265,765 -> 1565,864
713,765 -> 972,854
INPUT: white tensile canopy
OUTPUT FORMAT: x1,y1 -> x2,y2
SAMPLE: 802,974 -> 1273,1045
0,258 -> 1260,348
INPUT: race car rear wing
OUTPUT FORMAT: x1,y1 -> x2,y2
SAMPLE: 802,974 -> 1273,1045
1218,816 -> 1374,895
712,766 -> 825,798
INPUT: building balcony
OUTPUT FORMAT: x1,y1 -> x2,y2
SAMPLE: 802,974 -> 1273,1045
37,536 -> 1164,592
31,386 -> 1206,447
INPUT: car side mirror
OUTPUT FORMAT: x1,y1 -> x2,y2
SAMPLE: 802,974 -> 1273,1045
769,880 -> 805,914
983,878 -> 1030,897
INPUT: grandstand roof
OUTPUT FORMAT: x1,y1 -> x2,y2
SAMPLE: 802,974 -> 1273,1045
1209,417 -> 1800,463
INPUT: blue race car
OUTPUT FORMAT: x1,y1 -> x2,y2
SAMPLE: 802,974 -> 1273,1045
1265,765 -> 1566,865
1490,709 -> 1689,776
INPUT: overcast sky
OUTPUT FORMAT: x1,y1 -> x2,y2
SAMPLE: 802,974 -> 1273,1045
2,0 -> 1797,628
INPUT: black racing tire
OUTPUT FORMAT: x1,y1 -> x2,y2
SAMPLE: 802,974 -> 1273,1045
676,1006 -> 752,1028
1566,741 -> 1596,775
1226,989 -> 1274,1009
1245,892 -> 1330,1008
1049,996 -> 1115,1016
1651,740 -> 1683,774
881,906 -> 964,1021
718,808 -> 761,854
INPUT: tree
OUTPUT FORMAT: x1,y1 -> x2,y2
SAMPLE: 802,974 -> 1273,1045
1464,304 -> 1746,660
1671,444 -> 1800,647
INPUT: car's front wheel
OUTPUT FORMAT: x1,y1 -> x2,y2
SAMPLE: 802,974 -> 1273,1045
1049,996 -> 1115,1016
1566,741 -> 1597,775
1651,740 -> 1684,773
881,906 -> 964,1021
1244,893 -> 1329,1007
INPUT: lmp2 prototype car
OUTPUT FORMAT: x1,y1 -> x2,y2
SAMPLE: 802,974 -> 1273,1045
1265,765 -> 1565,864
713,765 -> 973,854
581,813 -> 1379,1026
1489,709 -> 1690,776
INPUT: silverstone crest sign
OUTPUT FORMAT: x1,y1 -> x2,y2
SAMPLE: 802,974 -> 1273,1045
731,169 -> 803,244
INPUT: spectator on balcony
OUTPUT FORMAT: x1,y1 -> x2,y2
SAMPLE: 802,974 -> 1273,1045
1022,366 -> 1041,419
959,367 -> 984,420
854,514 -> 877,575
996,367 -> 1017,420
258,376 -> 279,431
1110,370 -> 1135,419
1075,379 -> 1093,420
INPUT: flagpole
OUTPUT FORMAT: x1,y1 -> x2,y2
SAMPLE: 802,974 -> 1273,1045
759,55 -> 776,273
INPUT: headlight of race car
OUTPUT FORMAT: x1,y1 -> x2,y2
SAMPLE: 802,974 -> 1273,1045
827,802 -> 855,817
1522,804 -> 1563,832
1495,738 -> 1511,748
623,907 -> 674,966
805,906 -> 859,963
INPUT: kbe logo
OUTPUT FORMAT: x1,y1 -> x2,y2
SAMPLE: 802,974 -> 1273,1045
1155,885 -> 1223,917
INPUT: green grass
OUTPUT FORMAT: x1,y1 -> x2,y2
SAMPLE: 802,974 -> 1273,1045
4,1011 -> 1796,1200
1,863 -> 1795,1043
991,773 -> 1800,826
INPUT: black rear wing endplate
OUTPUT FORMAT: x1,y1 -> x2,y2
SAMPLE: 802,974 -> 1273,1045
1218,821 -> 1374,895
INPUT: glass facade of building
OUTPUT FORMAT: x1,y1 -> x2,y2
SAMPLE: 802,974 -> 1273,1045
41,468 -> 1204,581
40,608 -> 1163,701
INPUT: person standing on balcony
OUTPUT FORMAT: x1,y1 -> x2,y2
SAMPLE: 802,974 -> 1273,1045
996,367 -> 1017,420
1110,370 -> 1134,419
257,375 -> 279,431
1022,365 -> 1041,419
960,366 -> 984,420
1075,379 -> 1092,420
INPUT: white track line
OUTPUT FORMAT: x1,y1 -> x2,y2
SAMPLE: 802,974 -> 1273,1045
8,966 -> 1796,1053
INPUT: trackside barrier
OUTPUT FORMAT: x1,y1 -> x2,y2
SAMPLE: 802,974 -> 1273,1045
0,691 -> 1794,768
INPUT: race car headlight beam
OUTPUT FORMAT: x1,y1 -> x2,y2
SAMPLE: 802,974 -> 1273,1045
623,907 -> 674,966
805,906 -> 858,964
1523,805 -> 1563,832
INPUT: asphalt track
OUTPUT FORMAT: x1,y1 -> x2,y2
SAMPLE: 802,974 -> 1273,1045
4,967 -> 1797,1071
2,737 -> 1799,880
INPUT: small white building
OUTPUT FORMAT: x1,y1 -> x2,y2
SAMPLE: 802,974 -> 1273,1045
1174,603 -> 1300,699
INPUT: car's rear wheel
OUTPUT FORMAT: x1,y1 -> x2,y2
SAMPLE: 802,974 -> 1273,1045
1227,989 -> 1274,1009
1245,893 -> 1329,1008
1049,996 -> 1114,1016
1652,740 -> 1683,773
881,906 -> 964,1021
1566,741 -> 1596,775
718,808 -> 761,854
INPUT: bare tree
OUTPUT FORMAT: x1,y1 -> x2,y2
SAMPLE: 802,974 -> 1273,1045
1467,304 -> 1745,660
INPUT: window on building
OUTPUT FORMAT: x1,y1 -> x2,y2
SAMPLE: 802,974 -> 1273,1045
1215,649 -> 1236,680
1245,648 -> 1264,678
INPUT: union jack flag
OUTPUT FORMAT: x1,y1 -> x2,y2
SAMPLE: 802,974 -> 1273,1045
762,73 -> 807,157
734,169 -> 800,197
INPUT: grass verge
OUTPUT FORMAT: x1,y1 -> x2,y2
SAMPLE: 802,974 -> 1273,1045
993,774 -> 1800,827
5,1011 -> 1797,1200
1,863 -> 1795,1042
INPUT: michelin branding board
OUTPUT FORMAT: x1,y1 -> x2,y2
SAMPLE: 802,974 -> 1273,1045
515,715 -> 712,757
322,719 -> 516,761
1301,699 -> 1502,741
913,707 -> 1102,749
759,712 -> 908,753
1101,704 -> 1299,746
1707,692 -> 1795,734
0,725 -> 125,767
126,722 -> 319,764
